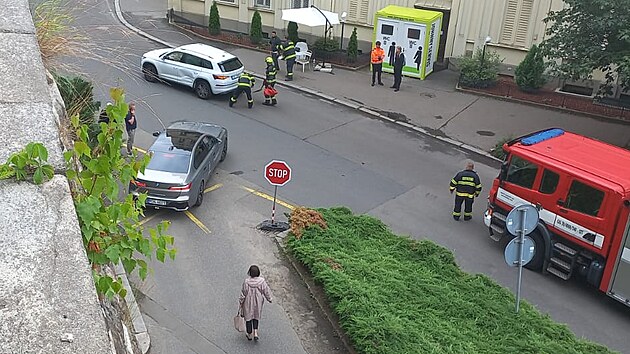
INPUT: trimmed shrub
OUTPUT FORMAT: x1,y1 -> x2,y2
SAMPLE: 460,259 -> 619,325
458,48 -> 502,88
250,10 -> 263,44
208,1 -> 221,35
515,44 -> 546,92
490,135 -> 514,160
287,21 -> 299,43
312,37 -> 339,53
346,27 -> 358,62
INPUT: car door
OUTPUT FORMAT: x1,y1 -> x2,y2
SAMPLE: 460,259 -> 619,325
193,137 -> 212,182
158,51 -> 184,82
207,137 -> 221,170
178,54 -> 203,87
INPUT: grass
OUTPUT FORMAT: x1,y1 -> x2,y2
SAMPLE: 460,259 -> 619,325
286,207 -> 615,354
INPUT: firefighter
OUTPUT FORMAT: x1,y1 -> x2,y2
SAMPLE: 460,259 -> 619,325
280,36 -> 296,81
229,72 -> 255,109
449,161 -> 482,221
262,56 -> 278,106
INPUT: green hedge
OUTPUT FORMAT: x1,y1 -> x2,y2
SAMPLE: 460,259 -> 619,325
286,207 -> 614,354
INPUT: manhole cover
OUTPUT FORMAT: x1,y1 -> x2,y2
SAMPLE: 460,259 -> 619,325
477,130 -> 496,136
434,115 -> 443,119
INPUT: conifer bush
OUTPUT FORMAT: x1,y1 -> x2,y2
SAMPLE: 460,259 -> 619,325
346,27 -> 358,62
208,1 -> 221,35
250,10 -> 263,44
287,21 -> 299,43
515,44 -> 546,92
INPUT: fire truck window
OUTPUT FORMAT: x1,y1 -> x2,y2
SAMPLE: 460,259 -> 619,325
565,180 -> 604,217
506,155 -> 538,189
539,169 -> 559,194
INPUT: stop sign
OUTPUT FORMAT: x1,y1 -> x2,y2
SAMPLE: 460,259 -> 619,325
265,160 -> 292,186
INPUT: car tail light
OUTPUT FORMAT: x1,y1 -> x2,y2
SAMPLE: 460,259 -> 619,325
169,183 -> 192,191
213,74 -> 229,80
131,180 -> 146,187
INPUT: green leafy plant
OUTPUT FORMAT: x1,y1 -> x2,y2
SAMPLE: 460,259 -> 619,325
287,21 -> 299,43
312,37 -> 339,53
250,10 -> 263,44
346,27 -> 358,62
64,87 -> 175,299
208,1 -> 221,35
515,44 -> 546,92
490,135 -> 514,160
458,48 -> 503,88
0,142 -> 54,184
53,73 -> 102,146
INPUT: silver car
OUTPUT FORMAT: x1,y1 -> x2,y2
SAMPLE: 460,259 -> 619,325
129,121 -> 228,211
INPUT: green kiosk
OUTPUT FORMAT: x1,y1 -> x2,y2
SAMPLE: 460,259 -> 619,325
374,5 -> 443,80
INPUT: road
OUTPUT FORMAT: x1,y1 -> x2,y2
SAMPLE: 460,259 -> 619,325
62,0 -> 630,352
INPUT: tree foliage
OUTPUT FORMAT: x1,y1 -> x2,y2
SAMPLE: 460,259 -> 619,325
208,1 -> 221,35
515,44 -> 546,92
457,48 -> 502,88
540,0 -> 630,96
287,21 -> 299,43
346,27 -> 358,62
250,11 -> 263,44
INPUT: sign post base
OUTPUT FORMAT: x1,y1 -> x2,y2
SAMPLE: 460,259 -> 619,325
259,220 -> 290,232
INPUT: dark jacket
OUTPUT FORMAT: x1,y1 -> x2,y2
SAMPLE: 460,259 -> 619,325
265,64 -> 277,84
449,170 -> 482,198
238,73 -> 255,87
281,41 -> 296,60
125,111 -> 137,131
393,53 -> 406,73
269,36 -> 282,53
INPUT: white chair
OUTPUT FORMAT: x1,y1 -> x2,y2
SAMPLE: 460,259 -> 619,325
295,42 -> 312,72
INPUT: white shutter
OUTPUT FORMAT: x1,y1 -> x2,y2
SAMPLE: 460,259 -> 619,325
500,0 -> 534,47
515,0 -> 533,46
500,0 -> 519,44
358,0 -> 370,23
348,0 -> 359,22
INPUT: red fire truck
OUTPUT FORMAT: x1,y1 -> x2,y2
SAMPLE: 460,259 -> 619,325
484,128 -> 630,306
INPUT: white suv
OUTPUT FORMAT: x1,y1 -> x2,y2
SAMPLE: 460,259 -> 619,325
141,43 -> 245,99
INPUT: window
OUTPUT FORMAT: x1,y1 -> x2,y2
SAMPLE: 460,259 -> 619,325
381,24 -> 394,36
565,180 -> 604,217
539,169 -> 559,194
219,57 -> 244,72
193,137 -> 211,169
164,51 -> 183,62
201,59 -> 213,69
500,0 -> 533,47
407,28 -> 421,40
182,54 -> 202,67
348,0 -> 369,23
147,152 -> 190,174
291,0 -> 308,8
506,155 -> 538,189
254,0 -> 271,8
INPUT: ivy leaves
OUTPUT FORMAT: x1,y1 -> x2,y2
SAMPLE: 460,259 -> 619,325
0,142 -> 54,184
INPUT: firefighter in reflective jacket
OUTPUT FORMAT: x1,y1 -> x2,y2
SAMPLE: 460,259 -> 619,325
262,57 -> 278,106
229,72 -> 255,108
280,36 -> 296,81
449,161 -> 482,221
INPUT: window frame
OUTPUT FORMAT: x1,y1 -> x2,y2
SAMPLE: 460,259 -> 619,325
163,51 -> 184,62
564,179 -> 605,217
505,154 -> 539,190
538,168 -> 560,195
290,0 -> 309,8
254,0 -> 271,8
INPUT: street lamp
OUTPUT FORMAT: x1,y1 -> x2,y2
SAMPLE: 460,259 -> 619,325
481,36 -> 492,69
340,12 -> 347,51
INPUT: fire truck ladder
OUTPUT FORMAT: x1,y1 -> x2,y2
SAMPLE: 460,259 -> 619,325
546,242 -> 578,280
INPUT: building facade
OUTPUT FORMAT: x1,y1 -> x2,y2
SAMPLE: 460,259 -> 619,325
168,0 -> 565,67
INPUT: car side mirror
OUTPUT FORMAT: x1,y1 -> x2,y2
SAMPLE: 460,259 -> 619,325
498,161 -> 508,181
152,131 -> 161,137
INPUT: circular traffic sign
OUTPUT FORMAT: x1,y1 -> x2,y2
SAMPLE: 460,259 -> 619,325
505,204 -> 539,236
504,236 -> 535,267
264,160 -> 292,186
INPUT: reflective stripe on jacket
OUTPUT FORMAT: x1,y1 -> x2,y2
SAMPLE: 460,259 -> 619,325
449,170 -> 482,198
238,73 -> 255,87
265,64 -> 277,83
371,47 -> 385,64
281,41 -> 296,60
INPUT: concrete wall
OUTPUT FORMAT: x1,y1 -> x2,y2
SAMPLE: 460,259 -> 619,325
0,0 -> 112,352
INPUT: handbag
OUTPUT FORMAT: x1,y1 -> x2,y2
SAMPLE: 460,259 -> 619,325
233,307 -> 246,332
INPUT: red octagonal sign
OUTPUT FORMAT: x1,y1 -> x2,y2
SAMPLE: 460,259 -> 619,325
265,160 -> 292,186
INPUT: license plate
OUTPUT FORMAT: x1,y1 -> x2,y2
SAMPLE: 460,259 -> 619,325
147,198 -> 167,206
231,75 -> 239,80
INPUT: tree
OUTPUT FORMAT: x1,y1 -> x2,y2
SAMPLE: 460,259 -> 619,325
208,1 -> 221,35
250,11 -> 262,44
346,28 -> 358,62
515,44 -> 546,92
287,21 -> 299,43
540,0 -> 630,96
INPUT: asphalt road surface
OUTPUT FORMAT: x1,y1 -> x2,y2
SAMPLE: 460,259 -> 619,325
61,0 -> 630,352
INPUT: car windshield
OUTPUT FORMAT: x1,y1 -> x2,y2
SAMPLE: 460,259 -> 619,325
219,58 -> 243,72
147,152 -> 190,174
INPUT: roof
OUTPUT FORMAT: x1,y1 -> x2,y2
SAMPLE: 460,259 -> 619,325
508,129 -> 630,194
375,5 -> 442,22
178,43 -> 235,61
151,121 -> 225,153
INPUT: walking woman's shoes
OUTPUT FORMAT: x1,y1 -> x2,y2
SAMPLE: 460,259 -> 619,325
246,333 -> 252,341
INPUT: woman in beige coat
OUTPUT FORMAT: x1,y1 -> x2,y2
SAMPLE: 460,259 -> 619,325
239,265 -> 273,341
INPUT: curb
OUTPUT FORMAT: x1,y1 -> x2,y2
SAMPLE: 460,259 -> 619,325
455,84 -> 630,126
114,263 -> 150,354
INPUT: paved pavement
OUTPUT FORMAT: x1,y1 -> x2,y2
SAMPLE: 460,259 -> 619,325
117,0 -> 630,154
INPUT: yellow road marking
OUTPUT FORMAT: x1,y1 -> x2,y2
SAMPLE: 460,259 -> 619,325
133,146 -> 147,154
204,183 -> 223,194
241,186 -> 296,210
184,210 -> 211,234
138,213 -> 159,226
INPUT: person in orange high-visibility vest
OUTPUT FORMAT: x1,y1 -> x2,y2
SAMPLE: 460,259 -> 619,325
370,41 -> 385,86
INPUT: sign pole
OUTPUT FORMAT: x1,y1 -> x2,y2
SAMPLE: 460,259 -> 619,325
515,207 -> 527,313
271,185 -> 278,226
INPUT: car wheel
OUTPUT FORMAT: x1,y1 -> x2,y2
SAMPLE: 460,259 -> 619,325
194,181 -> 204,207
143,64 -> 158,83
194,80 -> 212,99
524,230 -> 545,271
220,138 -> 228,162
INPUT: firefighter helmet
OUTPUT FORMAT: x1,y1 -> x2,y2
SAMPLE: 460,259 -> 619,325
265,56 -> 274,64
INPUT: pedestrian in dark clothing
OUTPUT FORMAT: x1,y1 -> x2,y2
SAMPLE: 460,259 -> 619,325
388,42 -> 396,66
414,46 -> 423,71
449,161 -> 482,221
229,72 -> 255,108
239,265 -> 273,341
280,36 -> 297,81
269,31 -> 282,71
391,46 -> 405,92
125,102 -> 137,154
